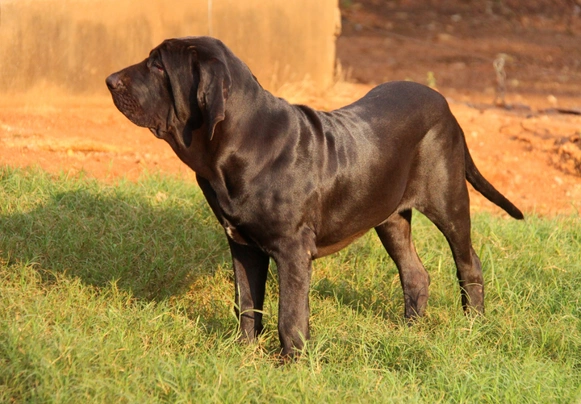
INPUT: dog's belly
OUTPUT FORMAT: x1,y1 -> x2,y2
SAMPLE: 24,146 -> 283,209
311,200 -> 397,259
309,173 -> 407,259
313,229 -> 369,258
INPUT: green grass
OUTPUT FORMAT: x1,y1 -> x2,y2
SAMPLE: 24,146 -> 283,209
1,166 -> 580,403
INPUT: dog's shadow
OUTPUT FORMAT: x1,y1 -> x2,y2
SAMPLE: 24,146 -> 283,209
312,261 -> 403,323
0,186 -> 229,301
0,175 -> 434,325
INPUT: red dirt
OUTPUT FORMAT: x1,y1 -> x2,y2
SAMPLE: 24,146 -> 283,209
1,0 -> 580,215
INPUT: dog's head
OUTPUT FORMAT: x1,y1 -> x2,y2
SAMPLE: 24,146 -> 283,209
106,37 -> 233,148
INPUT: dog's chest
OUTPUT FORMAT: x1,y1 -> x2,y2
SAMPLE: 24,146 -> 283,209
215,194 -> 258,246
222,220 -> 249,245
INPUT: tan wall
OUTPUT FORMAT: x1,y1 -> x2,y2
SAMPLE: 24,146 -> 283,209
0,0 -> 340,97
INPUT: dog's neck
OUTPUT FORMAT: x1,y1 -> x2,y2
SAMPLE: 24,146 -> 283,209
201,80 -> 307,225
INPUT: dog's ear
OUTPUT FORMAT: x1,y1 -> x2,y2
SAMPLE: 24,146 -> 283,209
158,43 -> 201,148
191,46 -> 232,141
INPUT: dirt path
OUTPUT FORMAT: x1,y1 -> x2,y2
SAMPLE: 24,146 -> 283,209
1,1 -> 580,215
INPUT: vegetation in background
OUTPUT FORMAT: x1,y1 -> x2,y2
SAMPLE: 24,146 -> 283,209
1,167 -> 580,403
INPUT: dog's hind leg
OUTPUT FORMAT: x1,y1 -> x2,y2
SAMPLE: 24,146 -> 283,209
375,209 -> 430,320
419,183 -> 484,315
228,239 -> 270,341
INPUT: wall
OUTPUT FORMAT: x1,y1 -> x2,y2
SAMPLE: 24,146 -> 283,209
0,0 -> 340,97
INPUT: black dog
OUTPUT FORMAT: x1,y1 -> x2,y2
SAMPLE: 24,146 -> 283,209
106,36 -> 523,357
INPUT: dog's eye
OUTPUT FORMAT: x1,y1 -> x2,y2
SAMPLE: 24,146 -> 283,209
150,60 -> 165,73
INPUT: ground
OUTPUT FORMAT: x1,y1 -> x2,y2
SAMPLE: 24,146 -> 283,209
1,0 -> 580,215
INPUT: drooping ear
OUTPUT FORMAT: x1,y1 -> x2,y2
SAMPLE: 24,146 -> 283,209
190,46 -> 232,141
158,42 -> 200,148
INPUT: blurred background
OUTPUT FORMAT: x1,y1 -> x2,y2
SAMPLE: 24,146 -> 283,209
0,0 -> 339,95
0,0 -> 580,214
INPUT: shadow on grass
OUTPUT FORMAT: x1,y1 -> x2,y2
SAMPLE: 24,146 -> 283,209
0,185 -> 230,302
0,169 -> 482,328
312,274 -> 406,324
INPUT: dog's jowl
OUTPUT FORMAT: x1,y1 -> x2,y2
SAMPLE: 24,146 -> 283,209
107,36 -> 524,357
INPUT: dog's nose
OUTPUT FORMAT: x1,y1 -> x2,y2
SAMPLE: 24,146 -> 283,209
106,73 -> 123,90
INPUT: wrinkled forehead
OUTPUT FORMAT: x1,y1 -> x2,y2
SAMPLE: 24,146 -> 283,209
147,48 -> 159,59
150,38 -> 196,56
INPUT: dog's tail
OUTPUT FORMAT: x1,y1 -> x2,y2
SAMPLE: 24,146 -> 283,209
463,138 -> 524,220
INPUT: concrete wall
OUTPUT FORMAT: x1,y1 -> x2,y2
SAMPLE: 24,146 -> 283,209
0,0 -> 340,97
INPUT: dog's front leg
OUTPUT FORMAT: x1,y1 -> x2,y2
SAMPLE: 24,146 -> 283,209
228,239 -> 270,341
272,242 -> 312,358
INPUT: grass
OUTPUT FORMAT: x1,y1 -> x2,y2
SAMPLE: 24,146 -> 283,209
0,166 -> 580,403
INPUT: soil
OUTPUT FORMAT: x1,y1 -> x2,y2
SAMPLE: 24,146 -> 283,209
1,0 -> 580,215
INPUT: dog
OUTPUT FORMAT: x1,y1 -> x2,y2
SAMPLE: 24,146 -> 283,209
106,36 -> 523,357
